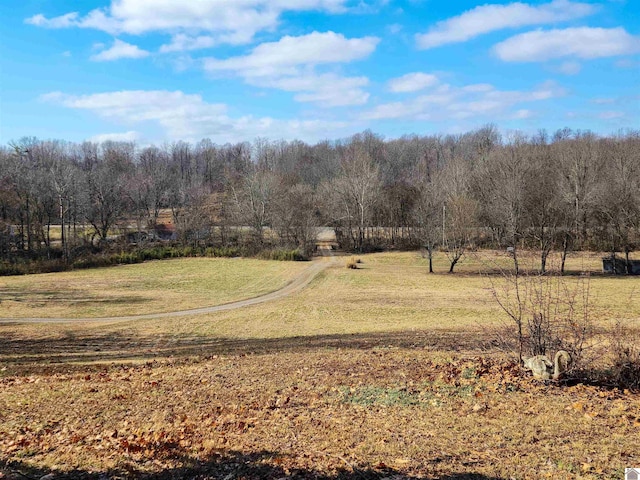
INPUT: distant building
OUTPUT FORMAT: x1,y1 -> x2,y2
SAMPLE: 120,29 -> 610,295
603,255 -> 640,275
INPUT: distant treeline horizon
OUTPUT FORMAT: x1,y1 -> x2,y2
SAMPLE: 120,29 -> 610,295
1,125 -> 639,273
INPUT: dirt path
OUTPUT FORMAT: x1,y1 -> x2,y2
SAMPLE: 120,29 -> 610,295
0,257 -> 338,324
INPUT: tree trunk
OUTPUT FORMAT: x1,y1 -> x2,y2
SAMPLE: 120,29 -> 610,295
625,248 -> 631,275
560,234 -> 570,275
541,248 -> 549,274
60,196 -> 67,263
449,254 -> 461,273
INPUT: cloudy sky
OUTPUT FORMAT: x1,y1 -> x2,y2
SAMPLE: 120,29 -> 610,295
1,0 -> 638,145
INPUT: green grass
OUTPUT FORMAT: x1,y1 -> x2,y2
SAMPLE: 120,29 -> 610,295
339,386 -> 423,406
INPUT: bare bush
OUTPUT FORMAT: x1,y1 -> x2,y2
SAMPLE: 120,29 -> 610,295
489,263 -> 593,370
607,320 -> 640,390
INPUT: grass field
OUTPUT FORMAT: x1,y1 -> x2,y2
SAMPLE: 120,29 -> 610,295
0,257 -> 308,318
1,251 -> 639,479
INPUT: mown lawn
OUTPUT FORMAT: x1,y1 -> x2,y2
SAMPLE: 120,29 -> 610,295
0,257 -> 308,318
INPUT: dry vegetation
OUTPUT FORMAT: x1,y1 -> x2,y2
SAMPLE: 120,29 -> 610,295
0,258 -> 307,319
1,251 -> 640,479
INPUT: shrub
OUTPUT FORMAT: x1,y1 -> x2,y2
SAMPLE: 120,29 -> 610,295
258,249 -> 307,261
0,262 -> 28,276
607,321 -> 640,390
346,256 -> 359,269
610,348 -> 640,390
489,267 -> 593,369
210,246 -> 243,258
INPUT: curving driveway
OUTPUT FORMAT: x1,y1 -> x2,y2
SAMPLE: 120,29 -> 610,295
0,257 -> 338,324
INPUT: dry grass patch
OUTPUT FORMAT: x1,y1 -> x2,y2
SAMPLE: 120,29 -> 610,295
1,349 -> 639,479
1,251 -> 638,369
0,258 -> 307,318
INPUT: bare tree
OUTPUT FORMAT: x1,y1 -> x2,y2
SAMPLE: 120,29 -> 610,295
491,265 -> 593,367
524,134 -> 564,273
229,164 -> 278,246
333,143 -> 381,252
415,181 -> 441,273
593,133 -> 640,269
271,182 -> 320,255
555,132 -> 604,249
84,142 -> 134,243
440,155 -> 477,273
50,152 -> 77,261
474,134 -> 529,273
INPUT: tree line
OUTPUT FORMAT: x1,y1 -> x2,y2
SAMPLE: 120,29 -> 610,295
1,126 -> 638,273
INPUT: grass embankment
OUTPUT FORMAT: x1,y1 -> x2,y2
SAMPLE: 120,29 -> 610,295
1,251 -> 639,479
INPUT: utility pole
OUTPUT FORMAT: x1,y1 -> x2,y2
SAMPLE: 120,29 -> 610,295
442,203 -> 446,247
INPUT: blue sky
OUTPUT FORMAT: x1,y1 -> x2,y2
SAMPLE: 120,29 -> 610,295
1,0 -> 638,145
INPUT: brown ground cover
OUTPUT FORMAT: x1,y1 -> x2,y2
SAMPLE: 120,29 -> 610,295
1,251 -> 639,479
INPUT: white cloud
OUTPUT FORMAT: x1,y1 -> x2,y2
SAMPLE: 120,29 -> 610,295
415,0 -> 596,49
41,90 -> 356,143
204,32 -> 378,107
204,31 -> 379,76
494,27 -> 640,62
592,98 -> 615,105
159,34 -> 217,53
387,23 -> 403,34
26,0 -> 349,47
388,72 -> 439,93
557,61 -> 582,75
41,90 -> 227,129
349,0 -> 391,14
361,81 -> 564,121
512,109 -> 535,119
599,111 -> 625,120
254,73 -> 370,106
26,12 -> 79,28
89,131 -> 140,143
90,39 -> 150,61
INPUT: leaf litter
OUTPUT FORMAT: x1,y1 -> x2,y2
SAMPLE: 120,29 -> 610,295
1,348 -> 639,479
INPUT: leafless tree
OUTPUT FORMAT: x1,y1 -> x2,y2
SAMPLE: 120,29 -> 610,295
84,142 -> 134,243
524,134 -> 564,272
229,164 -> 278,246
474,134 -> 529,273
271,182 -> 320,255
555,131 -> 605,249
331,143 -> 381,252
440,156 -> 477,273
592,132 -> 640,269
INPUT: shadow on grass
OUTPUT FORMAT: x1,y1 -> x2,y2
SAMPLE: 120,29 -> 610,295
0,330 -> 492,364
1,450 -> 505,480
0,329 -> 493,374
0,287 -> 150,306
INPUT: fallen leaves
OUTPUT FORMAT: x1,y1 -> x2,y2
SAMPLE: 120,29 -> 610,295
1,350 -> 638,479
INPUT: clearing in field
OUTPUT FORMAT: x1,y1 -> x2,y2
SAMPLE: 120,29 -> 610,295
1,251 -> 639,479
